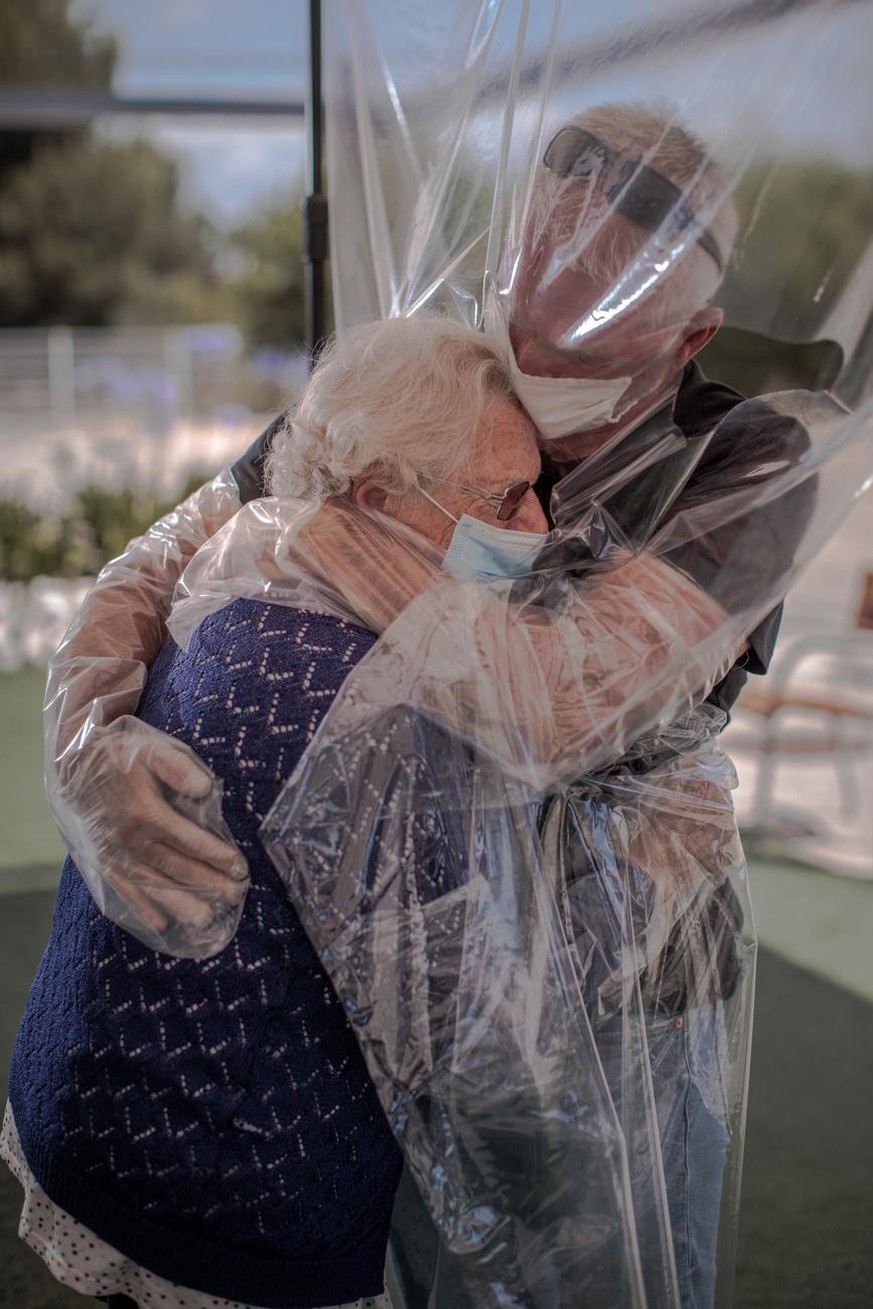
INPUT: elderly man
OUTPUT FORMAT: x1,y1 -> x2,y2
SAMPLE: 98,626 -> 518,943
484,103 -> 810,1309
43,102 -> 811,1308
46,104 -> 797,926
497,104 -> 801,697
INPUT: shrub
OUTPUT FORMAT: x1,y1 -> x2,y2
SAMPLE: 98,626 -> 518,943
0,472 -> 210,581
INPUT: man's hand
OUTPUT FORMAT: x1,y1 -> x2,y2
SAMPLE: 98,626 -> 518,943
52,717 -> 250,959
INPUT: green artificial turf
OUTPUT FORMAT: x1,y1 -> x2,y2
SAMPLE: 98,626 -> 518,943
0,666 -> 870,1306
750,856 -> 873,1005
0,668 -> 65,891
1,891 -> 871,1309
734,948 -> 873,1308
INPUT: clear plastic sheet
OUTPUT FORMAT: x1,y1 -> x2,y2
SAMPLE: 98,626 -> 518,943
325,0 -> 873,415
236,376 -> 862,1309
152,346 -> 865,1305
43,469 -> 251,958
169,388 -> 870,786
168,498 -> 741,783
268,4 -> 873,1304
37,1 -> 873,1303
264,697 -> 746,1309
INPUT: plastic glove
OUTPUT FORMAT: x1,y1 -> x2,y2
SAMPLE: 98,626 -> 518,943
54,715 -> 250,958
45,468 -> 250,957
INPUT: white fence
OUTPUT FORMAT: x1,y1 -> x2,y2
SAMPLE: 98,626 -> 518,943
0,324 -> 307,429
0,324 -> 309,506
0,576 -> 93,672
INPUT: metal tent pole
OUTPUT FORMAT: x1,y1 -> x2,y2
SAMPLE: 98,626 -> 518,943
304,0 -> 328,369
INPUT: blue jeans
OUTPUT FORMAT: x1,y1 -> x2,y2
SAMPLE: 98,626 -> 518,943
388,1012 -> 728,1309
596,1009 -> 730,1309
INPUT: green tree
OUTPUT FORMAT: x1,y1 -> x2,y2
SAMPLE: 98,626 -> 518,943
0,0 -> 115,88
729,157 -> 873,339
229,194 -> 310,349
0,0 -> 116,179
0,0 -> 225,327
701,156 -> 873,396
0,137 -> 224,326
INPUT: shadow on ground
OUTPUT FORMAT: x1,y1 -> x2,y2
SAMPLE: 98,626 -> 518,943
1,892 -> 871,1309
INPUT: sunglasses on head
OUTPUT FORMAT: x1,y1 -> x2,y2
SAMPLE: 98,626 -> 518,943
542,126 -> 724,275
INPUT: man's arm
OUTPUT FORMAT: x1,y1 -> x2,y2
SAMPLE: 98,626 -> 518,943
45,421 -> 277,956
238,474 -> 815,787
662,397 -> 816,716
282,502 -> 746,783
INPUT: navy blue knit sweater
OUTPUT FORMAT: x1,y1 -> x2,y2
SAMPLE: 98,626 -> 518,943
9,601 -> 404,1309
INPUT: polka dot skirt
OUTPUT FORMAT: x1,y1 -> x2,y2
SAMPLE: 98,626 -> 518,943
1,1103 -> 393,1309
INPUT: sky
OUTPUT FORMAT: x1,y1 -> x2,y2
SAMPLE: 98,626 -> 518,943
68,0 -> 873,229
73,0 -> 311,225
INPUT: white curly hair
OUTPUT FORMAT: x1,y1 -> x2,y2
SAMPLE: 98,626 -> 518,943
266,315 -> 514,501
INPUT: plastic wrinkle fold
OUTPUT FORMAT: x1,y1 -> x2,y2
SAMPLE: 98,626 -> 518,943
39,2 -> 873,1304
161,369 -> 861,1308
304,11 -> 873,1292
244,497 -> 760,1308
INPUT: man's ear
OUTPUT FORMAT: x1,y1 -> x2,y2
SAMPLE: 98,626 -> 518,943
677,306 -> 723,368
349,474 -> 392,513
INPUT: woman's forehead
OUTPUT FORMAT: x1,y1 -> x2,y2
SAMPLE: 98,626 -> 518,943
468,397 -> 541,483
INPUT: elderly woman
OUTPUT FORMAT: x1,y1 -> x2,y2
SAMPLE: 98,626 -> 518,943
4,317 -> 551,1309
7,312 -> 761,1309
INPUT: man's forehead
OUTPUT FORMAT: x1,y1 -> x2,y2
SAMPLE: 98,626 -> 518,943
532,179 -> 615,238
528,125 -> 725,276
526,196 -> 654,275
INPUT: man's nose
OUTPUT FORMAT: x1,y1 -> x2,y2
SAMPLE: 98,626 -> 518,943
512,336 -> 548,377
512,333 -> 572,381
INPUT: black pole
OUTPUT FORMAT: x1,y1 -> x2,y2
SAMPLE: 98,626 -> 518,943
304,0 -> 328,369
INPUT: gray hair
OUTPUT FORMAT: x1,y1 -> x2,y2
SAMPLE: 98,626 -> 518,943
266,315 -> 514,500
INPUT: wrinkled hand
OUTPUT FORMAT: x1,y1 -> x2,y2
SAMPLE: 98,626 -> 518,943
628,769 -> 743,884
626,767 -> 743,900
53,717 -> 250,958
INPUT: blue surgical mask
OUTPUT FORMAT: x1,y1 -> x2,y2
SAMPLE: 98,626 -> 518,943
442,514 -> 547,582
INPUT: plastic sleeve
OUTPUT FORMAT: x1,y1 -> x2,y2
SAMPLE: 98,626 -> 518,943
42,469 -> 248,957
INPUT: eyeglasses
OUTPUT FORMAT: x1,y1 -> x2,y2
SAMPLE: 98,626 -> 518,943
542,126 -> 724,275
425,477 -> 533,521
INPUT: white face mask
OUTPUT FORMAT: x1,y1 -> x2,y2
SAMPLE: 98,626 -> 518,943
488,308 -> 633,441
510,364 -> 634,441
